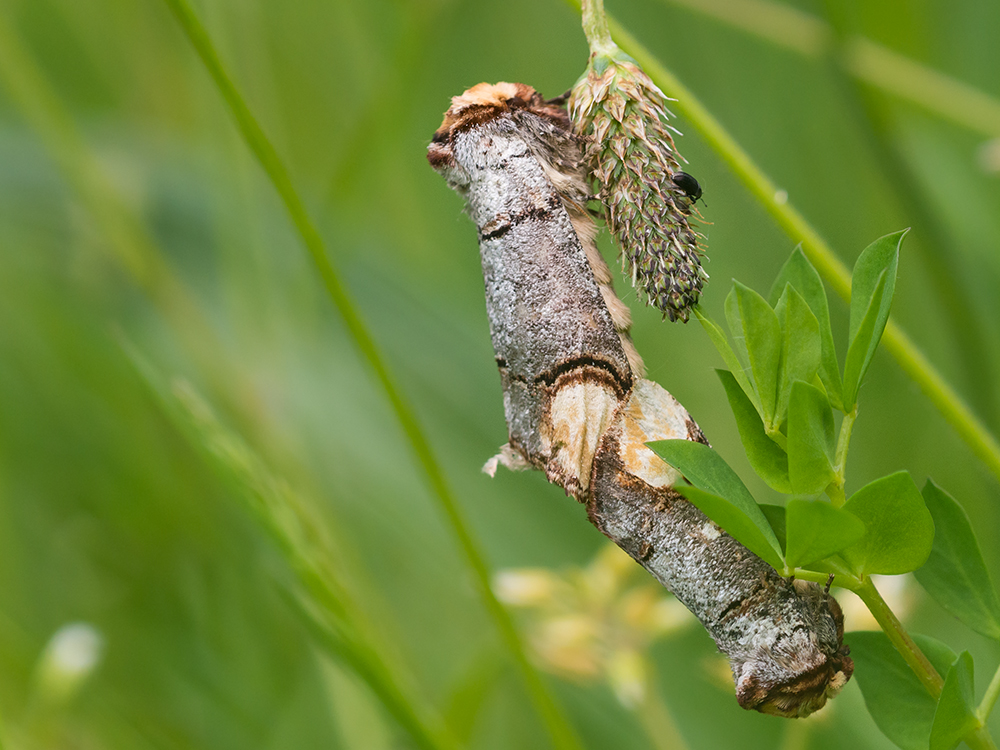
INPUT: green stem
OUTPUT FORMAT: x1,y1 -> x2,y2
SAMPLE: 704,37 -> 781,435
799,576 -> 999,750
855,577 -> 943,699
580,0 -> 616,55
792,568 -> 861,593
858,578 -> 1000,750
576,6 -> 1000,493
826,406 -> 857,507
283,589 -> 457,750
134,350 -> 456,750
0,9 -> 253,431
819,0 -> 999,431
655,0 -> 1000,138
967,727 -> 1000,750
159,2 -> 582,748
979,660 -> 1000,722
765,426 -> 788,451
824,483 -> 846,509
636,676 -> 691,750
779,717 -> 811,750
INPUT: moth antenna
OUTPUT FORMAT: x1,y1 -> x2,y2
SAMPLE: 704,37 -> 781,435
546,89 -> 572,106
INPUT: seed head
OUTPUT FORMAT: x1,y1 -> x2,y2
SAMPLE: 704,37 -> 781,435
570,51 -> 707,322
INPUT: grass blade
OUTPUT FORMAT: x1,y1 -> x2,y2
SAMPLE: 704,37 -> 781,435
157,2 -> 581,746
124,343 -> 457,750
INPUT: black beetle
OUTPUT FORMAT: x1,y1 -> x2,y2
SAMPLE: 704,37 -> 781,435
671,171 -> 703,205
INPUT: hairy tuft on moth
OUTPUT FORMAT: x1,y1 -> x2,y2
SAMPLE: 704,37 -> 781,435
428,82 -> 852,718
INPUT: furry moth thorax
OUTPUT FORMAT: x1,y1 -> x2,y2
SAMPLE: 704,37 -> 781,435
428,82 -> 644,378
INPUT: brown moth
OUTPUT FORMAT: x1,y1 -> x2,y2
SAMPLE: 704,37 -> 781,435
428,82 -> 853,717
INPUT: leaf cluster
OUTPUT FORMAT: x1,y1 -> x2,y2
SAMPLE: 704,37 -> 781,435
649,233 -> 1000,750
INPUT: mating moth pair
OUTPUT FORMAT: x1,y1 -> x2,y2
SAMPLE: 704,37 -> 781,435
428,82 -> 852,718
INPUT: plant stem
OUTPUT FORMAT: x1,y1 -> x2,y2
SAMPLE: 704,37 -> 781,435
979,660 -> 1000,722
857,579 -> 1000,750
654,0 -> 1000,138
792,568 -> 860,593
779,717 -> 811,750
765,426 -> 788,451
799,575 -> 1000,750
636,677 -> 691,750
0,9 -> 259,438
574,5 -> 1000,495
967,727 -> 1000,750
855,577 -> 943,699
824,483 -> 846,509
819,0 -> 999,431
827,406 -> 857,507
130,353 -> 457,750
580,0 -> 616,55
159,2 -> 582,748
284,590 -> 458,750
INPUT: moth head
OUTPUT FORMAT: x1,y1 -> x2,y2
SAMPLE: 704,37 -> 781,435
733,580 -> 854,718
427,82 -> 570,180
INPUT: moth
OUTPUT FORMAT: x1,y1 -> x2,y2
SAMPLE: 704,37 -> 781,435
428,82 -> 853,717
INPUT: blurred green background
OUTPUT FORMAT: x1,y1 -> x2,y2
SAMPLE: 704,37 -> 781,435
0,0 -> 998,747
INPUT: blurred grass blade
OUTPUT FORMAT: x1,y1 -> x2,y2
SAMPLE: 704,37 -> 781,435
656,0 -> 1000,138
123,341 -> 457,750
0,9 -> 255,429
157,2 -> 581,747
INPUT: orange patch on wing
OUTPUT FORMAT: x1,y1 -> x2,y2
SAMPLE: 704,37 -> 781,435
618,380 -> 689,488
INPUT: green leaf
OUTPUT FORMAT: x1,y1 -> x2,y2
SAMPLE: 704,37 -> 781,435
784,498 -> 865,569
914,480 -> 1000,640
841,472 -> 935,575
843,270 -> 888,409
647,440 -> 784,570
759,504 -> 787,554
769,248 -> 843,410
726,282 -> 781,426
850,631 -> 957,750
716,369 -> 791,493
675,485 -> 785,571
696,308 -> 757,408
843,230 -> 906,408
849,229 -> 906,343
930,652 -> 979,750
774,284 -> 821,422
786,380 -> 836,494
799,553 -> 858,579
444,653 -> 504,745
